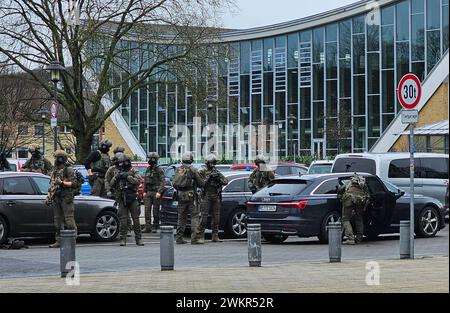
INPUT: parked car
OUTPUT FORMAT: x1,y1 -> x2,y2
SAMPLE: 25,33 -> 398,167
164,163 -> 206,182
160,171 -> 252,238
246,172 -> 446,244
0,172 -> 119,244
215,164 -> 233,172
5,159 -> 23,172
332,153 -> 449,205
230,162 -> 308,176
307,160 -> 334,174
72,165 -> 92,196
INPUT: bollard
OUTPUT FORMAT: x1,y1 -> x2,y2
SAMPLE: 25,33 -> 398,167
60,229 -> 77,278
399,221 -> 411,259
247,224 -> 262,267
328,222 -> 342,263
160,226 -> 175,271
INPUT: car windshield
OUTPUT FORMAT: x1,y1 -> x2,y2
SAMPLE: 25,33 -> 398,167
255,180 -> 309,196
308,164 -> 332,174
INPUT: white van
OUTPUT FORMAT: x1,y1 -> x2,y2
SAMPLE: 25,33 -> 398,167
331,153 -> 449,204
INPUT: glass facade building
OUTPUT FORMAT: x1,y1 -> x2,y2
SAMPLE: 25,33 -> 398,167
106,0 -> 449,160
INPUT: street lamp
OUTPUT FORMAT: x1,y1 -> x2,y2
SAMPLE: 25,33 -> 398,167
38,108 -> 49,156
45,60 -> 65,152
288,114 -> 297,160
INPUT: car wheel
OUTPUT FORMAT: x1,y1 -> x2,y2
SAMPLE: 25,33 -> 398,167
416,207 -> 440,238
0,216 -> 8,245
226,208 -> 247,239
318,211 -> 341,244
92,211 -> 120,242
263,234 -> 288,244
364,229 -> 380,241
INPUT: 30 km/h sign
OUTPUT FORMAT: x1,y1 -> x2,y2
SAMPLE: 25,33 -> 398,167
397,74 -> 422,110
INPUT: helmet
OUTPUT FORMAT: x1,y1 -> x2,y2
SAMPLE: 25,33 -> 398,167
205,154 -> 217,165
116,153 -> 131,169
29,144 -> 41,154
147,152 -> 159,160
113,146 -> 125,154
100,140 -> 113,148
182,152 -> 194,164
254,155 -> 267,165
54,150 -> 68,164
113,152 -> 124,166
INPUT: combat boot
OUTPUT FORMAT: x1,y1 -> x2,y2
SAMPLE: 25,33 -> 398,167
176,239 -> 188,244
142,225 -> 152,233
49,241 -> 60,248
136,239 -> 145,246
342,239 -> 355,245
191,238 -> 204,244
211,233 -> 222,243
120,238 -> 127,246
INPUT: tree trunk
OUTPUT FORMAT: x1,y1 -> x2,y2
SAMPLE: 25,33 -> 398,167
74,131 -> 94,164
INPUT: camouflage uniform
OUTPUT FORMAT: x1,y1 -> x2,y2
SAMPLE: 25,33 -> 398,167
110,155 -> 143,246
143,162 -> 165,233
248,159 -> 275,193
85,140 -> 112,197
173,153 -> 205,244
197,162 -> 228,242
45,150 -> 80,248
22,145 -> 53,175
338,174 -> 369,244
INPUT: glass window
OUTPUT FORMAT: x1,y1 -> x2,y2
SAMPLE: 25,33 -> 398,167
412,14 -> 425,61
275,93 -> 286,121
223,178 -> 245,193
366,177 -> 386,194
326,42 -> 337,79
382,70 -> 395,113
31,177 -> 50,195
263,72 -> 273,105
274,166 -> 291,176
255,180 -> 309,196
427,0 -> 441,30
300,30 -> 311,43
368,95 -> 380,137
300,121 -> 311,149
240,75 -> 250,107
427,30 -> 441,72
353,76 -> 365,115
287,33 -> 299,68
314,178 -> 339,194
252,95 -> 262,123
326,80 -> 338,117
339,20 -> 351,59
443,2 -> 449,52
326,24 -> 338,42
352,15 -> 365,34
382,5 -> 395,25
2,177 -> 35,195
17,148 -> 28,159
367,23 -> 380,52
382,114 -> 395,131
287,69 -> 298,103
240,41 -> 250,74
276,36 -> 286,47
381,26 -> 395,68
34,125 -> 44,136
313,101 -> 324,138
332,158 -> 376,174
313,28 -> 324,63
313,63 -> 324,100
353,116 -> 366,149
412,0 -> 424,14
300,88 -> 311,118
353,34 -> 365,75
389,159 -> 420,178
264,38 -> 274,71
339,59 -> 351,98
412,61 -> 426,81
396,1 -> 410,41
367,53 -> 380,94
396,41 -> 410,83
420,158 -> 449,179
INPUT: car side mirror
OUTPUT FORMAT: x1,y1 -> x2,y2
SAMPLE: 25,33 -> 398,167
395,189 -> 405,199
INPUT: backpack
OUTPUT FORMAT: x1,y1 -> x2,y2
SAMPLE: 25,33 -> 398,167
64,167 -> 85,196
173,166 -> 193,189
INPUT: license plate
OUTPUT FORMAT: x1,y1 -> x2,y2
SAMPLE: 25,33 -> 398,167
258,205 -> 277,212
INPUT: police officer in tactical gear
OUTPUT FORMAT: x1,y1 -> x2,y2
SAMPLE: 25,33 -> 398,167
143,152 -> 165,233
338,173 -> 370,245
45,150 -> 80,248
105,148 -> 126,199
0,151 -> 11,172
248,155 -> 275,194
109,154 -> 144,246
84,140 -> 113,197
197,154 -> 229,243
173,152 -> 205,244
21,144 -> 53,175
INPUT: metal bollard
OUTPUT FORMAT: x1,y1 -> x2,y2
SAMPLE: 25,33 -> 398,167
60,229 -> 77,278
399,220 -> 411,259
328,222 -> 342,263
247,224 -> 262,267
160,226 -> 175,271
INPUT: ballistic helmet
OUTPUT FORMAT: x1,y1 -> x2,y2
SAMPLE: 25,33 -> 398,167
113,146 -> 125,154
182,152 -> 194,164
254,155 -> 267,165
205,154 -> 217,165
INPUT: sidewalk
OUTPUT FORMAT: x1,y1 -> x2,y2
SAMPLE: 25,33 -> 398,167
0,256 -> 447,293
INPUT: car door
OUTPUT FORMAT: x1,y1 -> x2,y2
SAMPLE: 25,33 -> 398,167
29,176 -> 56,233
365,176 -> 396,227
2,176 -> 49,235
418,157 -> 449,203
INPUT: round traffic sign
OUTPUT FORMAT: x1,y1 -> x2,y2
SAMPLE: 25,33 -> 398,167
397,74 -> 422,110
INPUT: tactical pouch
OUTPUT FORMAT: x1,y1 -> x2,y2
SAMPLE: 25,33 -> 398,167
124,191 -> 137,205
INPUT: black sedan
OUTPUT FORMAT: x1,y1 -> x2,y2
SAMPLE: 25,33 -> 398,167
160,171 -> 252,238
246,173 -> 446,244
0,172 -> 119,244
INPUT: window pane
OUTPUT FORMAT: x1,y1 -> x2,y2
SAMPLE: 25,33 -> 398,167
427,30 -> 441,72
389,159 -> 420,178
300,88 -> 311,118
382,6 -> 395,25
353,116 -> 366,149
412,61 -> 425,81
313,63 -> 324,100
300,120 -> 311,149
381,26 -> 395,68
367,53 -> 380,94
339,59 -> 351,98
326,42 -> 337,79
326,80 -> 338,117
411,0 -> 424,14
275,92 -> 285,121
3,177 -> 35,195
396,1 -> 410,41
368,95 -> 380,137
427,0 -> 441,30
353,15 -> 365,34
32,177 -> 50,195
252,95 -> 261,123
314,179 -> 339,194
333,158 -> 376,174
326,24 -> 338,42
443,3 -> 449,51
412,14 -> 425,61
287,33 -> 299,68
240,41 -> 250,74
240,75 -> 250,107
263,72 -> 273,105
353,34 -> 365,75
353,76 -> 366,115
264,38 -> 274,71
367,23 -> 380,52
396,41 -> 410,84
420,158 -> 449,178
313,28 -> 324,63
339,20 -> 351,58
383,114 -> 395,131
224,178 -> 244,192
287,69 -> 298,103
382,70 -> 395,113
313,101 -> 324,139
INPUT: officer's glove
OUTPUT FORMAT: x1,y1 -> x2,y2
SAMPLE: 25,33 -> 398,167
156,192 -> 162,199
54,178 -> 63,186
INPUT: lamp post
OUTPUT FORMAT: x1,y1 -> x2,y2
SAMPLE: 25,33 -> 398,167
38,108 -> 49,156
288,114 -> 296,160
45,61 -> 65,152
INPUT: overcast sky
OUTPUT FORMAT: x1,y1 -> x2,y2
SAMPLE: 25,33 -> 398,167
220,0 -> 358,29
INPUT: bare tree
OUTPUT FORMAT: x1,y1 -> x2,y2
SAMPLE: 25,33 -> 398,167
0,0 -> 233,162
325,107 -> 353,154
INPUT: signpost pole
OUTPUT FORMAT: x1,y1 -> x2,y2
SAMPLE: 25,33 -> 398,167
409,124 -> 415,259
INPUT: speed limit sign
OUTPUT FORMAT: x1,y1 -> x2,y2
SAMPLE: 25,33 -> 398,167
397,74 -> 422,110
